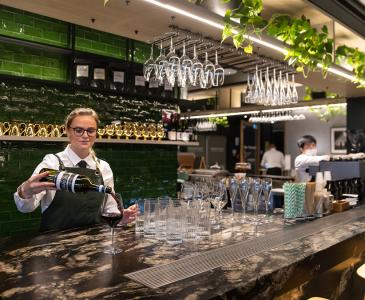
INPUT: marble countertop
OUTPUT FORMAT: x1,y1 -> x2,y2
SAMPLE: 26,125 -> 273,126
2,207 -> 365,299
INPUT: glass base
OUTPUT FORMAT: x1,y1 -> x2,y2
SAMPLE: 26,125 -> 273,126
103,247 -> 123,255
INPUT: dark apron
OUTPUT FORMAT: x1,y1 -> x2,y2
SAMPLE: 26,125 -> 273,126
40,154 -> 104,232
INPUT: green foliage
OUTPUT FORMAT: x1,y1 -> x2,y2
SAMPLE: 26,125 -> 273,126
267,14 -> 333,78
303,86 -> 312,101
309,104 -> 346,122
220,0 -> 365,87
336,45 -> 365,87
209,116 -> 229,127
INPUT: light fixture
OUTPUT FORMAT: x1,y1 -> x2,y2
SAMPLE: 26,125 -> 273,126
357,263 -> 365,279
181,103 -> 346,119
143,0 -> 362,85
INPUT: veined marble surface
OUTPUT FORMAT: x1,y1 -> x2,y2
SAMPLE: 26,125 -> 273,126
1,207 -> 365,299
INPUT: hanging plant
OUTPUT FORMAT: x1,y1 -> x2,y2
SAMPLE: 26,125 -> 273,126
220,0 -> 365,86
336,45 -> 365,88
209,116 -> 229,127
309,104 -> 346,122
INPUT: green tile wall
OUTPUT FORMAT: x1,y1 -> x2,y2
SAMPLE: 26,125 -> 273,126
133,41 -> 152,64
0,6 -> 68,47
0,141 -> 177,236
75,26 -> 127,59
0,43 -> 68,81
0,82 -> 176,123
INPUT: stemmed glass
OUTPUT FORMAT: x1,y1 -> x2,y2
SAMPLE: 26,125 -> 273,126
210,180 -> 227,229
238,177 -> 251,223
291,74 -> 298,103
179,41 -> 193,87
180,181 -> 196,203
213,51 -> 224,86
191,44 -> 204,87
262,178 -> 272,223
251,178 -> 263,225
166,37 -> 180,86
155,41 -> 167,85
228,178 -> 239,220
100,193 -> 124,255
143,44 -> 156,82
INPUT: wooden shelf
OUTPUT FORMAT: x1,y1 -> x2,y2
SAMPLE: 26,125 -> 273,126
0,135 -> 199,146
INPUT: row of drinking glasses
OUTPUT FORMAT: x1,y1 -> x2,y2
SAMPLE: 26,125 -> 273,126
248,111 -> 306,123
245,66 -> 298,106
135,198 -> 211,244
228,177 -> 273,225
143,38 -> 224,89
184,177 -> 273,227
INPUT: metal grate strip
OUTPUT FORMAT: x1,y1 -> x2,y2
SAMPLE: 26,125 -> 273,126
125,208 -> 365,289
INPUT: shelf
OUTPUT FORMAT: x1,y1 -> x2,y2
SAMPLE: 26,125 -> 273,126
0,136 -> 199,146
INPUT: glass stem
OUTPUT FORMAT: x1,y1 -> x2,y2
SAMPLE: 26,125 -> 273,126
111,227 -> 115,250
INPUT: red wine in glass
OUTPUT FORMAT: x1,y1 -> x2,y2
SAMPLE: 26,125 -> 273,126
100,192 -> 124,255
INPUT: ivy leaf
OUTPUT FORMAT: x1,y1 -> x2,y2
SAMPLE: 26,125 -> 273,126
233,33 -> 245,48
222,24 -> 233,42
244,44 -> 253,54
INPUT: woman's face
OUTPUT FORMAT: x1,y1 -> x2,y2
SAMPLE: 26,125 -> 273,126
66,115 -> 97,155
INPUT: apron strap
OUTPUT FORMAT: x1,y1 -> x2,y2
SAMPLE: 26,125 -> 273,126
54,154 -> 66,171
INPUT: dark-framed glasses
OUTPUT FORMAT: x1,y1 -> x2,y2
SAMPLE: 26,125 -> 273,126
70,127 -> 97,137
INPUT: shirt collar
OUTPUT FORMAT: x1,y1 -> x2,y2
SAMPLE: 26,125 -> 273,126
65,145 -> 94,168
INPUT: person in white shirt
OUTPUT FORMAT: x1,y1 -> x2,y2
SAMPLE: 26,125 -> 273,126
14,107 -> 136,232
294,135 -> 330,182
261,143 -> 285,175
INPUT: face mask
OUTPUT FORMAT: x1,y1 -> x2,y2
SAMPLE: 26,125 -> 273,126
305,148 -> 318,156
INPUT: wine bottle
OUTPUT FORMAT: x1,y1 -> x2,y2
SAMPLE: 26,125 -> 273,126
39,168 -> 112,194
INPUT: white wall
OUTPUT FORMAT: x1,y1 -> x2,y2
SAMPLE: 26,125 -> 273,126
284,110 -> 346,167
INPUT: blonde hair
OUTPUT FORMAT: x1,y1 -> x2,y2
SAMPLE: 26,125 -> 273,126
65,107 -> 100,129
65,107 -> 101,171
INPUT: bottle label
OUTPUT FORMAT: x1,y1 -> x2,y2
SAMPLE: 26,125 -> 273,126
94,68 -> 105,80
55,171 -> 79,193
76,65 -> 88,77
113,71 -> 124,83
135,76 -> 145,86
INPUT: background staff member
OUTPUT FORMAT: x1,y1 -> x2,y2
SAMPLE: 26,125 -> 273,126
14,107 -> 136,232
295,135 -> 330,182
261,142 -> 285,176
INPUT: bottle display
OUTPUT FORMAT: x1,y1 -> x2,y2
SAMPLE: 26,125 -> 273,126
39,168 -> 112,194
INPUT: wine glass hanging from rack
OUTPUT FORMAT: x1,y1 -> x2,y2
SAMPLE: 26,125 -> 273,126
143,31 -> 224,89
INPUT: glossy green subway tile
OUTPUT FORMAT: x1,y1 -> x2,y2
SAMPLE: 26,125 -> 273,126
2,61 -> 22,73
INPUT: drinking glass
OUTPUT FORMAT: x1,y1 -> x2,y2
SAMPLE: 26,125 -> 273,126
156,197 -> 170,241
210,180 -> 227,229
135,198 -> 145,234
251,178 -> 263,225
179,41 -> 193,87
182,200 -> 198,242
144,198 -> 157,239
196,199 -> 211,239
262,178 -> 272,222
202,52 -> 214,89
228,178 -> 239,220
238,177 -> 251,223
213,51 -> 224,86
100,193 -> 124,255
180,181 -> 196,203
155,41 -> 167,85
143,44 -> 156,81
166,199 -> 183,244
166,37 -> 180,86
191,44 -> 204,87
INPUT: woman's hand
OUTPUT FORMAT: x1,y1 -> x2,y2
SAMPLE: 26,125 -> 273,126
120,204 -> 137,225
19,171 -> 56,199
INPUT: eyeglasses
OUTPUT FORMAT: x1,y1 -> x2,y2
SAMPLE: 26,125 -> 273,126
70,127 -> 97,137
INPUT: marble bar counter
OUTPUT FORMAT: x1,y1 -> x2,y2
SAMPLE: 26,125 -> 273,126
2,207 -> 365,299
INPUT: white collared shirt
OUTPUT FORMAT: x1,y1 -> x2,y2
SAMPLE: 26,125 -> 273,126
14,145 -> 115,213
294,153 -> 328,182
261,148 -> 285,169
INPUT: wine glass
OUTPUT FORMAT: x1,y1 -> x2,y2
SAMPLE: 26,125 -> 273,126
228,178 -> 238,220
213,51 -> 224,86
262,178 -> 272,223
180,181 -> 196,203
202,52 -> 214,89
100,193 -> 124,255
191,44 -> 204,87
251,178 -> 263,225
210,180 -> 227,229
179,41 -> 193,87
238,177 -> 251,223
155,41 -> 167,85
143,44 -> 156,82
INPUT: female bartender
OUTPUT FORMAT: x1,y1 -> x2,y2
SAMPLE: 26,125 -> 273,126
14,107 -> 136,231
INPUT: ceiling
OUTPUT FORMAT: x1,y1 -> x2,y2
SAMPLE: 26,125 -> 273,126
0,0 -> 365,98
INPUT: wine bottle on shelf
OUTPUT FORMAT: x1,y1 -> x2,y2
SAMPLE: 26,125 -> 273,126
39,168 -> 112,194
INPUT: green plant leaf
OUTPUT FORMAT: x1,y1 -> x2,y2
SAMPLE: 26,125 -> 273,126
244,44 -> 253,54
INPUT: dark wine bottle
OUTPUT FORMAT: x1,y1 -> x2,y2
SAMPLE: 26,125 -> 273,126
39,168 -> 112,194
